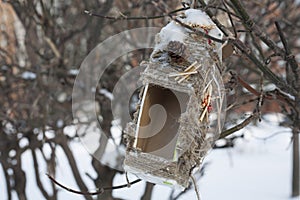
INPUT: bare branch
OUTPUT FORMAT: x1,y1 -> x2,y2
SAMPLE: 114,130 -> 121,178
231,38 -> 294,93
0,162 -> 12,200
84,7 -> 190,21
197,0 -> 233,37
58,135 -> 93,200
229,0 -> 285,57
46,174 -> 141,196
275,21 -> 300,91
44,36 -> 61,59
31,149 -> 50,199
219,112 -> 258,139
141,182 -> 155,200
222,0 -> 237,37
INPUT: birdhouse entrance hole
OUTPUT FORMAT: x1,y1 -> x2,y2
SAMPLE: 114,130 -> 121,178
133,84 -> 189,160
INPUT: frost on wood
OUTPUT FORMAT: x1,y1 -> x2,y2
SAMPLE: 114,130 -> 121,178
123,9 -> 225,188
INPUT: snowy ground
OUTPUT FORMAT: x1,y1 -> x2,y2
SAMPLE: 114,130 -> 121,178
0,114 -> 298,200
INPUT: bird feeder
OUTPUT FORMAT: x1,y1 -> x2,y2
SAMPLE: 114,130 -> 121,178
123,9 -> 226,188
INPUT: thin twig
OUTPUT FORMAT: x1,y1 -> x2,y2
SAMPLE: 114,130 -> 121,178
274,21 -> 290,54
231,38 -> 294,94
229,0 -> 285,57
275,21 -> 300,91
84,7 -> 189,21
57,136 -> 93,200
125,172 -> 131,187
238,76 -> 260,97
190,175 -> 201,200
222,0 -> 237,37
265,53 -> 281,65
197,0 -> 232,37
257,75 -> 264,122
251,130 -> 291,141
46,174 -> 141,195
44,36 -> 61,59
172,16 -> 225,44
237,72 -> 295,104
219,112 -> 258,139
225,98 -> 258,111
32,149 -> 50,199
201,5 -> 240,18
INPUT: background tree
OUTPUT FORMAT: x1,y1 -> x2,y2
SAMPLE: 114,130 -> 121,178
0,0 -> 299,199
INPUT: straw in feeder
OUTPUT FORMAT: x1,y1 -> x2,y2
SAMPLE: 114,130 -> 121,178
123,9 -> 226,189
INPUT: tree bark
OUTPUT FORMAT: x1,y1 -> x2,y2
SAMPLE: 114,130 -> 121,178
141,182 -> 155,200
58,134 -> 93,200
292,130 -> 300,197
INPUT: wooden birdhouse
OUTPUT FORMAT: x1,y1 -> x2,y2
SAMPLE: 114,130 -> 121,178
123,9 -> 226,188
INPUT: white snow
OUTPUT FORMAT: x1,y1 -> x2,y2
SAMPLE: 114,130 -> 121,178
21,71 -> 36,80
154,9 -> 223,53
56,119 -> 64,128
155,21 -> 187,50
57,92 -> 67,103
8,149 -> 17,158
68,69 -> 79,76
0,163 -> 7,198
99,88 -> 114,100
184,9 -> 215,27
19,137 -> 29,148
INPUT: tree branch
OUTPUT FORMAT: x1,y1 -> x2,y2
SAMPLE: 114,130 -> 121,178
46,173 -> 141,196
231,38 -> 295,93
31,149 -> 50,199
84,7 -> 190,21
141,182 -> 155,200
58,135 -> 93,200
0,161 -> 12,200
197,0 -> 233,37
229,0 -> 285,57
275,21 -> 300,92
219,112 -> 258,139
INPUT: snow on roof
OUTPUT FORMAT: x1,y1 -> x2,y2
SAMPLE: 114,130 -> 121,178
154,21 -> 187,52
154,9 -> 223,52
184,9 -> 214,26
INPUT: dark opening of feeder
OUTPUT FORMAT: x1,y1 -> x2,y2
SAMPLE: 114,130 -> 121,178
134,84 -> 189,160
